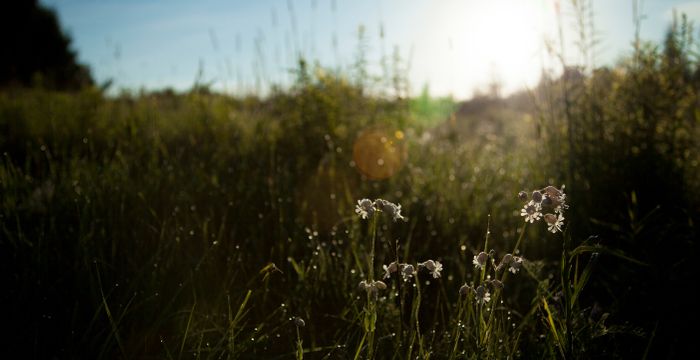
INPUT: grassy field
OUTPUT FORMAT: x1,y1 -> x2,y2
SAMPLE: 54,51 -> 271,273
2,18 -> 700,359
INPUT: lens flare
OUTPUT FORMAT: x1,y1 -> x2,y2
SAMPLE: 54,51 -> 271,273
352,127 -> 407,180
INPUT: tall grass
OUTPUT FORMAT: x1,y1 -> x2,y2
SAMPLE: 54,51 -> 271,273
1,9 -> 699,360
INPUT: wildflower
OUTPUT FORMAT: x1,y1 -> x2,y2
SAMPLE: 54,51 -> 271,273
532,190 -> 543,203
459,283 -> 472,296
554,203 -> 569,215
473,251 -> 488,269
543,185 -> 568,213
358,280 -> 387,296
509,256 -> 523,274
497,253 -> 513,272
475,285 -> 491,304
543,185 -> 564,200
518,191 -> 528,201
544,213 -> 565,233
358,280 -> 371,291
400,264 -> 415,282
355,198 -> 375,219
418,260 -> 443,279
520,201 -> 542,223
382,261 -> 399,279
376,199 -> 405,222
294,317 -> 306,327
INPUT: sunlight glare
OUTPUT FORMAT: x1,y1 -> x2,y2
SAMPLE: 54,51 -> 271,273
414,0 -> 556,97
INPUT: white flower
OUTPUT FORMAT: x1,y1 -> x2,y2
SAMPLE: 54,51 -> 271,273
497,253 -> 513,271
355,198 -> 375,219
358,280 -> 371,291
554,203 -> 569,215
382,261 -> 398,279
544,185 -> 567,213
472,251 -> 488,269
419,260 -> 443,279
358,280 -> 387,296
509,256 -> 523,274
375,199 -> 405,222
400,264 -> 415,282
475,285 -> 491,304
520,200 -> 542,223
544,213 -> 565,233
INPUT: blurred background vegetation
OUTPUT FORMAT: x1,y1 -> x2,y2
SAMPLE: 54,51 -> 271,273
1,0 -> 698,358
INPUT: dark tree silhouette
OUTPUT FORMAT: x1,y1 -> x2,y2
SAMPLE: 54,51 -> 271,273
1,0 -> 93,90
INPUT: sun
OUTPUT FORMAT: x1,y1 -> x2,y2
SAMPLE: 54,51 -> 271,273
413,0 -> 557,97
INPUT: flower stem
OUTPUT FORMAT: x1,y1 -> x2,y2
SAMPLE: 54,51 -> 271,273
511,222 -> 528,255
369,213 -> 377,281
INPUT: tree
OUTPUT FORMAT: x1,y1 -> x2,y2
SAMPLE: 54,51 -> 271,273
0,0 -> 93,90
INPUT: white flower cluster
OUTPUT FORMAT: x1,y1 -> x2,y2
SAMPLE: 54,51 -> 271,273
358,279 -> 387,297
355,198 -> 406,222
518,185 -> 568,233
459,283 -> 491,304
382,259 -> 443,281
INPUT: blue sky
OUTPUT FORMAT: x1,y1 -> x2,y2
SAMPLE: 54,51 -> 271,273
42,0 -> 700,99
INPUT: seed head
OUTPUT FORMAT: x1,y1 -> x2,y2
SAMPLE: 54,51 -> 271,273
532,191 -> 543,203
294,317 -> 306,327
518,191 -> 528,201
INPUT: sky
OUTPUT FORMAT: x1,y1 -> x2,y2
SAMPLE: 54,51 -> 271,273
42,0 -> 700,99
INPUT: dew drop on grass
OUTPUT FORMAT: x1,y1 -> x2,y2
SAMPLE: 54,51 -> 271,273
460,245 -> 466,251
